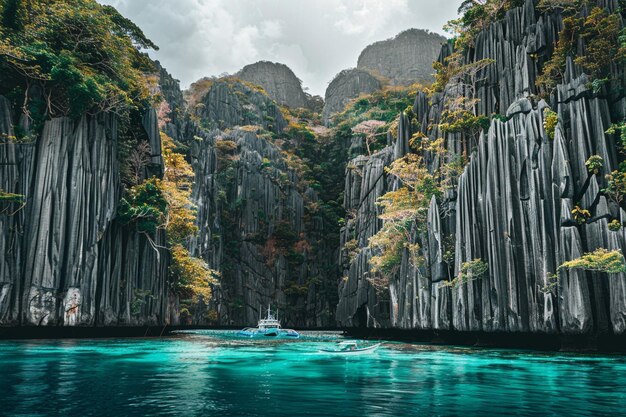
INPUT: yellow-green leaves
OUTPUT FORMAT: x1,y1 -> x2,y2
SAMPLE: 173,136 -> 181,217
604,170 -> 626,205
536,7 -> 625,96
585,155 -> 604,175
572,205 -> 591,225
543,108 -> 558,140
443,259 -> 489,288
559,248 -> 626,274
171,245 -> 219,303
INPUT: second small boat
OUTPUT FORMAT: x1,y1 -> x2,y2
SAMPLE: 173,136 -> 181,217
320,341 -> 382,354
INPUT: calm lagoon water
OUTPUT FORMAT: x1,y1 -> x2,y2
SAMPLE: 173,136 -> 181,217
0,330 -> 625,416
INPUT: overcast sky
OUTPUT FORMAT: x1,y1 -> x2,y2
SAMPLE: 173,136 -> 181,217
98,0 -> 462,96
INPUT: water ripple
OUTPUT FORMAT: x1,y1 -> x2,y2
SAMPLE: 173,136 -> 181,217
0,331 -> 624,416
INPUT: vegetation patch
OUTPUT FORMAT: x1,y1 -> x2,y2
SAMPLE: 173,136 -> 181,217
536,5 -> 626,96
558,248 -> 626,274
443,259 -> 489,288
0,0 -> 158,126
585,155 -> 604,175
543,108 -> 558,140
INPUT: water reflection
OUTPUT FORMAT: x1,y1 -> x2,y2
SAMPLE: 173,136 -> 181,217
0,332 -> 624,416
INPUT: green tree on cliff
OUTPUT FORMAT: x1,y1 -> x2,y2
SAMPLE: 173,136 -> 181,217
0,0 -> 158,122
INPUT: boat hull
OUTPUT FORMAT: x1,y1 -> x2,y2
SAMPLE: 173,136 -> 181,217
319,343 -> 381,354
237,329 -> 300,338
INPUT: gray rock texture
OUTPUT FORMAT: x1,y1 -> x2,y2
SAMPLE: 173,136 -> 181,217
336,0 -> 626,336
237,61 -> 311,110
156,62 -> 186,142
0,97 -> 175,327
187,79 -> 337,327
322,69 -> 381,126
322,29 -> 445,126
357,29 -> 445,86
195,79 -> 286,133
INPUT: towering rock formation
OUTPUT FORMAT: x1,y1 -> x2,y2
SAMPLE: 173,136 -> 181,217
194,78 -> 287,133
0,98 -> 175,327
187,77 -> 338,327
237,61 -> 317,110
357,29 -> 446,86
322,69 -> 382,126
336,0 -> 626,339
156,61 -> 187,143
3,0 -> 625,345
323,29 -> 445,125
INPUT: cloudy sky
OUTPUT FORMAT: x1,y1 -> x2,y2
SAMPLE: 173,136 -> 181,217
99,0 -> 462,96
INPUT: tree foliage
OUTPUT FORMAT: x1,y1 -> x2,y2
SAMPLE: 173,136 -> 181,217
0,0 -> 158,122
443,259 -> 489,288
429,49 -> 494,153
572,205 -> 591,225
368,132 -> 446,277
171,245 -> 219,303
585,155 -> 604,175
604,122 -> 626,206
536,6 -> 626,96
117,177 -> 167,234
445,0 -> 525,50
117,130 -> 218,304
543,108 -> 559,140
161,133 -> 197,246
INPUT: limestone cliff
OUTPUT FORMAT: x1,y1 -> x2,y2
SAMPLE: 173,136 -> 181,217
195,78 -> 286,134
323,69 -> 382,126
357,29 -> 446,86
187,78 -> 339,327
322,29 -> 445,126
237,61 -> 320,110
0,98 -> 175,327
156,61 -> 187,143
336,0 -> 626,338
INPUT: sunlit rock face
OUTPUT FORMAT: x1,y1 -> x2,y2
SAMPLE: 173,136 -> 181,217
237,61 -> 311,110
336,0 -> 626,336
0,97 -> 175,327
357,28 -> 446,86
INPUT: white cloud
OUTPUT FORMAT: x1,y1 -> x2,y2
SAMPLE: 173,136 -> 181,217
98,0 -> 462,96
261,20 -> 283,39
334,0 -> 408,36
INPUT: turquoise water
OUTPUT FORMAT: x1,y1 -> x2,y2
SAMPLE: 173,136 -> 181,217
0,331 -> 625,416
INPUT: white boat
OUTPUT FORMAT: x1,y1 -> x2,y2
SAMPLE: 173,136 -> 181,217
320,341 -> 382,354
237,305 -> 300,338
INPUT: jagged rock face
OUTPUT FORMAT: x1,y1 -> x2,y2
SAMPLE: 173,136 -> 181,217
336,0 -> 626,336
337,147 -> 396,327
156,62 -> 186,142
0,97 -> 176,326
188,81 -> 337,327
195,79 -> 286,133
357,29 -> 445,86
337,116 -> 409,327
322,29 -> 444,126
237,61 -> 310,109
322,69 -> 382,126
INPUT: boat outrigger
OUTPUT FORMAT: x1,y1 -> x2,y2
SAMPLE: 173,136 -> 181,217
320,341 -> 382,354
237,305 -> 300,338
